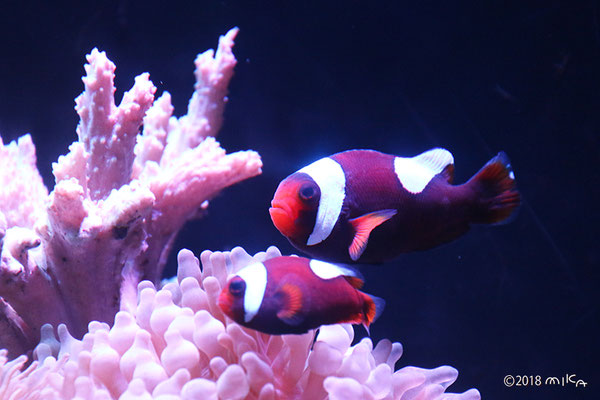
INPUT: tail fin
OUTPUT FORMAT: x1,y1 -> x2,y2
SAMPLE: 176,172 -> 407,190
361,292 -> 386,335
468,152 -> 521,224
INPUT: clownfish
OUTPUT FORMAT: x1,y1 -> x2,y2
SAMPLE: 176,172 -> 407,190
217,256 -> 384,335
269,149 -> 520,263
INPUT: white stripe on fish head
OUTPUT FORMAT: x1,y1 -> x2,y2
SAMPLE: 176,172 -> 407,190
299,157 -> 346,246
394,148 -> 454,194
236,262 -> 268,323
309,259 -> 356,280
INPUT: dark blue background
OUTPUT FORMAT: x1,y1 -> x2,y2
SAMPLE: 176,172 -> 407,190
0,1 -> 597,398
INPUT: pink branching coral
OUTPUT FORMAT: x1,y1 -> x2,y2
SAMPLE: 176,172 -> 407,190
0,246 -> 480,399
0,29 -> 262,356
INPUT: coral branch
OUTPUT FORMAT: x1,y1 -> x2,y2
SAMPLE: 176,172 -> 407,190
0,300 -> 31,357
0,227 -> 68,337
0,29 -> 262,356
75,49 -> 156,201
0,134 -> 48,229
179,27 -> 238,150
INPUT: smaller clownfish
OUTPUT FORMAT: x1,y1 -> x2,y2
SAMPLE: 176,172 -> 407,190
269,148 -> 520,263
217,256 -> 384,335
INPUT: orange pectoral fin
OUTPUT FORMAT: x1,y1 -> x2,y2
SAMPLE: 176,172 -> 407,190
276,283 -> 304,326
348,209 -> 397,261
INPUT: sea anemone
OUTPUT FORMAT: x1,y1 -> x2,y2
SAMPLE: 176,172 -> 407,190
0,246 -> 480,399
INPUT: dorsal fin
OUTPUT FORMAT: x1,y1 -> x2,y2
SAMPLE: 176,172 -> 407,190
413,148 -> 454,177
343,275 -> 364,289
276,283 -> 304,326
309,259 -> 364,287
348,209 -> 397,261
440,163 -> 455,184
394,148 -> 455,193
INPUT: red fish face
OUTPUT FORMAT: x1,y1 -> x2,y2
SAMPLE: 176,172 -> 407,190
217,276 -> 246,322
269,173 -> 320,243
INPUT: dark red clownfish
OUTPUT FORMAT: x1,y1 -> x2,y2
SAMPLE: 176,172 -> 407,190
217,256 -> 384,335
269,148 -> 520,263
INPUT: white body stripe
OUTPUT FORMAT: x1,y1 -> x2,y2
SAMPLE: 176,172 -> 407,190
394,148 -> 454,194
236,262 -> 268,322
299,157 -> 346,246
309,259 -> 356,280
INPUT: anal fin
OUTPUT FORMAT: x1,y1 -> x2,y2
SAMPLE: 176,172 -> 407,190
348,209 -> 397,261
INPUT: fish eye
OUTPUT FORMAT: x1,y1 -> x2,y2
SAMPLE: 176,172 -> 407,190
229,277 -> 246,297
299,182 -> 318,202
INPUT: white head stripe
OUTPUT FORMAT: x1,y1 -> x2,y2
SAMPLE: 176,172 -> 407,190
299,157 -> 345,246
309,259 -> 356,280
236,262 -> 268,322
394,148 -> 454,194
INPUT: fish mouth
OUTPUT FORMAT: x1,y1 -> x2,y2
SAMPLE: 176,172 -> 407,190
269,199 -> 292,218
217,291 -> 231,315
269,200 -> 294,235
